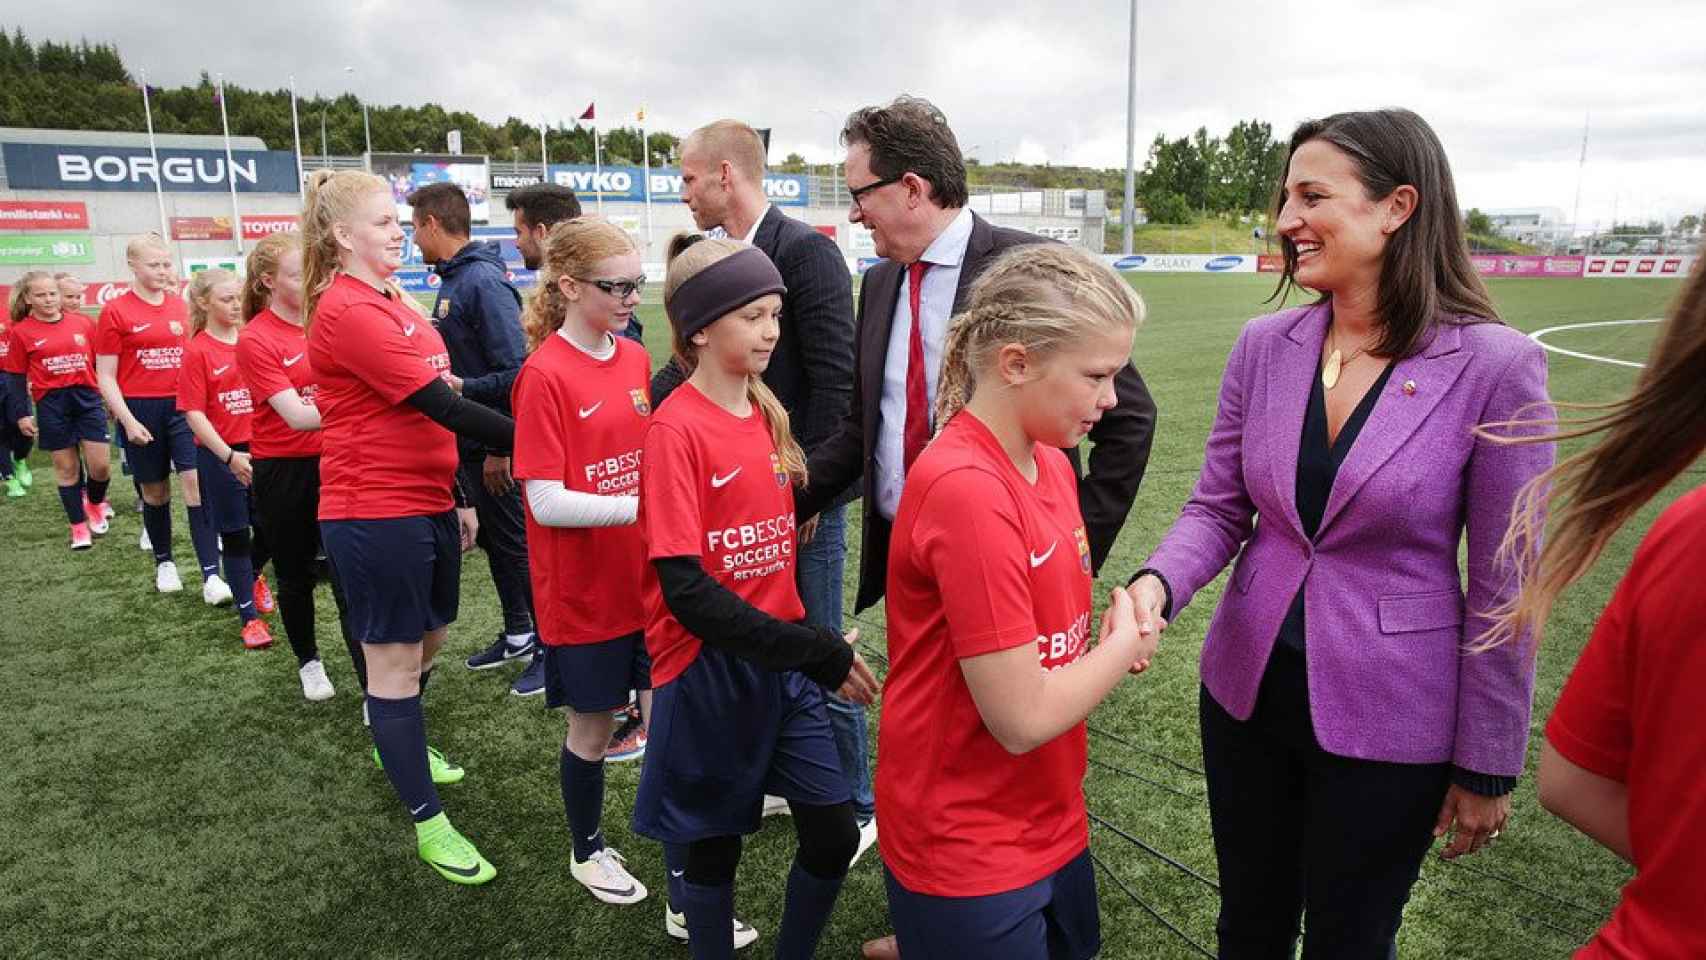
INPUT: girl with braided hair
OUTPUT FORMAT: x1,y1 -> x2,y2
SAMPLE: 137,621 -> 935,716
876,242 -> 1154,959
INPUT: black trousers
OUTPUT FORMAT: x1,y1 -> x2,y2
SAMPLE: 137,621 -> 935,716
458,459 -> 534,637
1199,646 -> 1449,960
252,456 -> 365,688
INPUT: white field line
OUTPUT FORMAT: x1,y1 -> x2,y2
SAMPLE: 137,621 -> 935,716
1528,318 -> 1660,369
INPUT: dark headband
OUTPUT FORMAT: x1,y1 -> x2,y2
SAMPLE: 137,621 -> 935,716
667,245 -> 786,341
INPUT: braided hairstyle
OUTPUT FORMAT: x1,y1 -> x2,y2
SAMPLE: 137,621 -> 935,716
935,243 -> 1145,429
521,217 -> 636,353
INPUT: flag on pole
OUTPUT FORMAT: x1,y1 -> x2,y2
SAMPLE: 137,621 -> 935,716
639,103 -> 653,255
578,102 -> 596,122
216,73 -> 244,254
289,76 -> 305,203
539,118 -> 549,180
137,70 -> 170,246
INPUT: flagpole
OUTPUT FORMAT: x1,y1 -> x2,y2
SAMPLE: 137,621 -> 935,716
289,75 -> 305,205
640,106 -> 653,256
216,73 -> 243,254
539,119 -> 549,181
139,69 -> 170,245
593,120 -> 604,217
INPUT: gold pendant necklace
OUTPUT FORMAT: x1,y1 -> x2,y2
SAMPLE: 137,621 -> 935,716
1321,328 -> 1367,391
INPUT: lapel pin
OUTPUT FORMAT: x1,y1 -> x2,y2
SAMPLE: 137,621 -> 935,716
1402,379 -> 1417,396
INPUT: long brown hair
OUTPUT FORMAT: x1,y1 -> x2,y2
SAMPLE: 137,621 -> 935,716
243,230 -> 301,321
521,218 -> 635,352
1269,109 -> 1500,359
7,270 -> 56,323
936,243 -> 1144,428
1482,261 -> 1706,648
662,233 -> 807,485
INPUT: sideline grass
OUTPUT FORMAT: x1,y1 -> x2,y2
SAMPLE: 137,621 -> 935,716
0,275 -> 1685,958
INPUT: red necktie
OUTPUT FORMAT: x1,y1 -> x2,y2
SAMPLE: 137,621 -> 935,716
902,260 -> 932,471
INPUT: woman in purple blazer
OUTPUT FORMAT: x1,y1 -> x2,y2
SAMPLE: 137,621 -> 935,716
1128,109 -> 1555,958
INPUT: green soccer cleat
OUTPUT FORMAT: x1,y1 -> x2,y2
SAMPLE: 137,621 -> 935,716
4,475 -> 22,498
13,458 -> 31,488
371,745 -> 466,785
415,813 -> 496,886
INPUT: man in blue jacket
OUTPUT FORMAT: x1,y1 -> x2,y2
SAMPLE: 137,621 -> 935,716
408,181 -> 543,697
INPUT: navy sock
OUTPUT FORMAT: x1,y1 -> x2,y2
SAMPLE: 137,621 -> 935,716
142,502 -> 172,563
366,693 -> 441,822
57,483 -> 85,523
774,858 -> 848,959
0,457 -> 11,480
560,746 -> 606,861
664,842 -> 689,910
224,545 -> 257,623
86,477 -> 109,507
679,879 -> 736,960
186,504 -> 221,578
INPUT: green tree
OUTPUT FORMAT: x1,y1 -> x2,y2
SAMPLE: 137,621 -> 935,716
1465,208 -> 1494,236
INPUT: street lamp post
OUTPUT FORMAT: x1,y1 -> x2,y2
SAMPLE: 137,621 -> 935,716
345,66 -> 372,168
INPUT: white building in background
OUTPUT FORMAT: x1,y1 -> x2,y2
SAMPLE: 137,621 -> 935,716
1485,206 -> 1571,246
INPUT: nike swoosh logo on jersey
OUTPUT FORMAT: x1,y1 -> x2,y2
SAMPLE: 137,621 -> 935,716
132,323 -> 151,333
282,353 -> 305,367
212,365 -> 231,376
710,467 -> 742,488
33,338 -> 47,347
1029,542 -> 1058,568
578,401 -> 603,419
402,324 -> 417,336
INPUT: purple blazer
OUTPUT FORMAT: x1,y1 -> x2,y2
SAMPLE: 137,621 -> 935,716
1147,303 -> 1554,776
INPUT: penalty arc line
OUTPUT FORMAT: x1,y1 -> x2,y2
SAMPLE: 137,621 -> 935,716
1528,318 -> 1660,369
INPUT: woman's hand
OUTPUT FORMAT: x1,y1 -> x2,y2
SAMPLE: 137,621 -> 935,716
229,451 -> 253,486
835,628 -> 880,705
1121,576 -> 1168,672
456,506 -> 479,552
1434,784 -> 1511,859
122,418 -> 153,445
17,416 -> 36,439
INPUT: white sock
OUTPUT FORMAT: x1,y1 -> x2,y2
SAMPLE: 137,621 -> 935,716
505,632 -> 535,650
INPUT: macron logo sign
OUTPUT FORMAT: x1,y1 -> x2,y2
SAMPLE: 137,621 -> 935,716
57,154 -> 261,188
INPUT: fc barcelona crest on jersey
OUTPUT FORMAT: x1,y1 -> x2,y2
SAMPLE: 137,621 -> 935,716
73,333 -> 87,346
168,321 -> 184,336
435,299 -> 450,320
770,452 -> 787,487
1073,526 -> 1092,574
630,388 -> 651,416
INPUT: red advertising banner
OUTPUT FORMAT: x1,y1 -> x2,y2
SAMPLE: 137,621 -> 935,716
242,214 -> 300,240
1470,254 -> 1585,278
1257,254 -> 1284,273
0,200 -> 90,231
1584,255 -> 1695,278
814,225 -> 837,240
171,216 -> 235,241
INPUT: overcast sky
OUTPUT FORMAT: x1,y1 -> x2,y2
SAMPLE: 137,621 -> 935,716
13,0 -> 1705,228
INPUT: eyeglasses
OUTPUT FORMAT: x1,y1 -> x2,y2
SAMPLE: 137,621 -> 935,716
574,276 -> 646,299
848,175 -> 903,212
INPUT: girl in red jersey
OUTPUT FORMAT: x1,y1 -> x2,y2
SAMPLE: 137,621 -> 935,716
510,217 -> 659,906
177,267 -> 272,651
96,234 -> 226,600
302,169 -> 514,885
238,230 -> 364,703
0,304 -> 37,499
635,235 -> 878,960
876,244 -> 1154,960
2,271 -> 113,548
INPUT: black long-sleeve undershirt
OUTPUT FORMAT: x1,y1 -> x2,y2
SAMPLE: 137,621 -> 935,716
654,556 -> 854,689
403,378 -> 514,454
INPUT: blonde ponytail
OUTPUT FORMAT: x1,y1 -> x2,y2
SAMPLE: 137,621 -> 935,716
300,169 -> 390,331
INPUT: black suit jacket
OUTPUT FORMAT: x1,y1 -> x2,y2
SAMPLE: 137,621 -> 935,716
796,212 -> 1158,612
649,206 -> 856,456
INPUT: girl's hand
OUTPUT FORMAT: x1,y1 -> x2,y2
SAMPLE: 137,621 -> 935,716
835,628 -> 880,705
456,506 -> 479,552
17,416 -> 36,439
230,451 -> 253,486
123,419 -> 154,445
1099,587 -> 1159,674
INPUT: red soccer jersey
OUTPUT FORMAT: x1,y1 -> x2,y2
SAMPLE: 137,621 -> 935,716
236,308 -> 322,459
1547,485 -> 1706,960
512,334 -> 652,646
877,412 -> 1095,897
3,313 -> 99,401
640,382 -> 805,686
94,291 -> 189,398
308,273 -> 457,521
177,331 -> 252,446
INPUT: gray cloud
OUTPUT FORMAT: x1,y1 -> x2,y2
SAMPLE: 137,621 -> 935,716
9,0 -> 1704,225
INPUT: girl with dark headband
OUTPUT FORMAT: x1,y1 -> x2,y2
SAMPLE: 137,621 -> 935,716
634,235 -> 878,960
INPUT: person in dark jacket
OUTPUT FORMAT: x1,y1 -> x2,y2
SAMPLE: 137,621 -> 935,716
408,181 -> 543,696
506,184 -> 643,345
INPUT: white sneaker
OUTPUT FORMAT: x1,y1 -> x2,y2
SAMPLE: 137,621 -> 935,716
139,527 -> 152,552
761,794 -> 791,818
202,574 -> 233,606
299,660 -> 335,701
850,816 -> 879,867
155,561 -> 183,593
570,846 -> 648,905
666,903 -> 760,950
